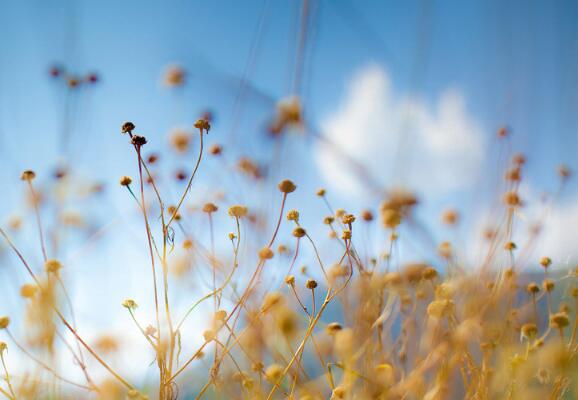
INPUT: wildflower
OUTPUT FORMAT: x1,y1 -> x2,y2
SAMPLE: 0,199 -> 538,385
284,275 -> 295,286
214,310 -> 227,321
278,179 -> 296,193
21,170 -> 36,181
305,279 -> 317,289
323,216 -> 335,225
441,209 -> 459,225
203,330 -> 216,342
526,282 -> 540,294
0,342 -> 6,354
0,317 -> 9,329
265,363 -> 284,382
144,325 -> 157,336
209,144 -> 222,155
227,233 -> 236,241
119,176 -> 132,186
286,209 -> 299,222
169,129 -> 192,153
381,208 -> 401,229
326,322 -> 343,335
503,191 -> 521,206
259,246 -> 274,260
361,209 -> 374,222
163,65 -> 185,87
122,299 -> 138,310
45,259 -> 62,273
228,205 -> 248,218
558,164 -> 571,179
504,241 -> 517,250
540,256 -> 552,268
341,229 -> 351,240
121,121 -> 135,134
202,203 -> 218,213
261,292 -> 283,312
316,188 -> 326,197
505,167 -> 521,182
341,214 -> 355,225
292,227 -> 306,238
131,135 -> 147,146
194,118 -> 211,132
549,312 -> 569,329
520,323 -> 538,341
20,284 -> 37,298
542,279 -> 555,292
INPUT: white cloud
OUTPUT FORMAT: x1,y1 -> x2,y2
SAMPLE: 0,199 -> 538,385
316,65 -> 485,197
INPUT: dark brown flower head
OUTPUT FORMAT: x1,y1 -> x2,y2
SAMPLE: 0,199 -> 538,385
21,170 -> 36,181
121,121 -> 135,134
131,135 -> 147,146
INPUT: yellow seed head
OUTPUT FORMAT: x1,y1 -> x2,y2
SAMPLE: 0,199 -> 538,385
21,170 -> 36,181
292,227 -> 306,238
0,317 -> 9,329
286,209 -> 299,221
228,205 -> 248,218
202,202 -> 218,213
45,259 -> 62,273
122,299 -> 138,310
305,279 -> 318,289
259,246 -> 274,260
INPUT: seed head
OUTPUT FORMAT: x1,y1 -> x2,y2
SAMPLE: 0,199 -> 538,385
504,241 -> 517,251
520,323 -> 538,340
326,322 -> 343,335
202,203 -> 218,213
305,279 -> 318,289
228,205 -> 248,218
45,259 -> 62,273
341,229 -> 352,240
316,188 -> 326,197
163,65 -> 185,87
259,246 -> 274,260
194,118 -> 211,132
341,214 -> 355,225
292,227 -> 306,238
284,275 -> 295,286
203,330 -> 216,342
542,279 -> 555,292
549,312 -> 569,329
21,170 -> 36,181
558,164 -> 571,179
0,317 -> 9,329
209,144 -> 222,155
121,121 -> 135,134
361,210 -> 374,222
122,299 -> 138,310
503,191 -> 521,207
540,257 -> 552,268
20,283 -> 38,298
526,282 -> 540,294
278,179 -> 296,193
323,216 -> 335,225
422,267 -> 438,280
441,209 -> 459,225
0,342 -> 6,354
131,135 -> 147,146
120,176 -> 132,186
286,209 -> 299,222
381,209 -> 401,229
265,364 -> 283,382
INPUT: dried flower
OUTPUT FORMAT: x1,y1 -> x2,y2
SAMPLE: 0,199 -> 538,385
259,246 -> 274,260
122,299 -> 138,310
121,121 -> 135,134
21,170 -> 36,181
120,176 -> 132,186
278,179 -> 297,193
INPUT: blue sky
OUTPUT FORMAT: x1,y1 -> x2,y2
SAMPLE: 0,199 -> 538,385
1,0 -> 578,387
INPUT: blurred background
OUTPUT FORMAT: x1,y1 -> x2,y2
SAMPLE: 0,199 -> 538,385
1,0 -> 578,391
